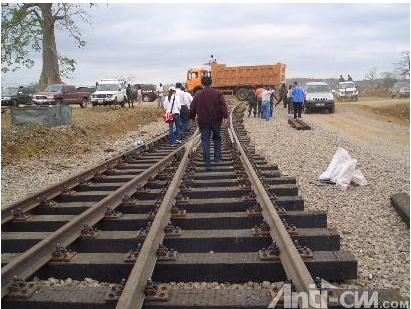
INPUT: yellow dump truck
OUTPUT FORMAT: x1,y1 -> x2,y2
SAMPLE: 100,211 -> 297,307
185,62 -> 286,100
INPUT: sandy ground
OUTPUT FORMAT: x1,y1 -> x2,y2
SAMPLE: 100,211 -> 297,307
305,97 -> 409,151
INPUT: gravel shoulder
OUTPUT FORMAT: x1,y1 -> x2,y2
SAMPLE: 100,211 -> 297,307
1,103 -> 168,207
243,102 -> 410,298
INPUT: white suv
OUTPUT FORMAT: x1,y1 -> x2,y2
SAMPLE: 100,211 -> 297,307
91,79 -> 127,107
304,82 -> 335,113
336,81 -> 358,101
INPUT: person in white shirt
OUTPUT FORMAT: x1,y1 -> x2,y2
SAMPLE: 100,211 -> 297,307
175,83 -> 190,140
209,54 -> 217,64
164,88 -> 182,145
156,83 -> 164,108
261,87 -> 275,121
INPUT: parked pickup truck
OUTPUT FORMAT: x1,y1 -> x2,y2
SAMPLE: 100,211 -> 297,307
32,84 -> 91,108
389,82 -> 410,99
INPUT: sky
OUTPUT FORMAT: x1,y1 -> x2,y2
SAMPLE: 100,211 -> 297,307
1,3 -> 410,86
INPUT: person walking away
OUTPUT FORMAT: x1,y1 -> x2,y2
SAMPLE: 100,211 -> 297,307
189,76 -> 228,170
175,83 -> 189,140
292,82 -> 304,119
126,84 -> 134,107
261,87 -> 275,121
276,83 -> 288,108
269,86 -> 276,117
287,85 -> 294,114
164,88 -> 182,146
347,75 -> 353,81
183,87 -> 194,131
338,75 -> 345,82
157,83 -> 165,108
256,87 -> 265,118
136,85 -> 143,106
246,89 -> 257,117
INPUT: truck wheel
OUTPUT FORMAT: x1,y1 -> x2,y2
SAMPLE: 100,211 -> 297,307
304,106 -> 311,114
328,105 -> 335,114
142,94 -> 150,102
12,99 -> 19,108
56,98 -> 63,105
120,98 -> 126,107
92,102 -> 97,107
390,93 -> 395,99
80,98 -> 88,108
235,88 -> 249,101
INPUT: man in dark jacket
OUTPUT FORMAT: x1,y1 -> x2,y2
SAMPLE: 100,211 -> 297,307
246,89 -> 257,117
189,76 -> 228,170
126,84 -> 134,108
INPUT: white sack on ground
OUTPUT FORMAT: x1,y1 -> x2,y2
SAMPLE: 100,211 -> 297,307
319,147 -> 367,190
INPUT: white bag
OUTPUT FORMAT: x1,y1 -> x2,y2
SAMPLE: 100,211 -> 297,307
319,147 -> 367,190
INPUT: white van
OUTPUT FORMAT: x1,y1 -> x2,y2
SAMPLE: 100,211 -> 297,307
91,79 -> 127,107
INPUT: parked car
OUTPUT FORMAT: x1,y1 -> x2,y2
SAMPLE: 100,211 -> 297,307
389,82 -> 410,99
1,86 -> 35,107
91,79 -> 127,107
336,81 -> 358,101
304,82 -> 335,113
77,86 -> 96,94
132,84 -> 157,102
32,84 -> 91,108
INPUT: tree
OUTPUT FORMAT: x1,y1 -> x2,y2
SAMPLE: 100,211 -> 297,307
394,51 -> 410,79
1,3 -> 93,90
380,71 -> 398,88
365,67 -> 377,89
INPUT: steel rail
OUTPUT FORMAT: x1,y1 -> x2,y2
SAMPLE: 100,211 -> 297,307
1,132 -> 168,224
1,131 -> 194,299
229,106 -> 327,309
115,131 -> 200,309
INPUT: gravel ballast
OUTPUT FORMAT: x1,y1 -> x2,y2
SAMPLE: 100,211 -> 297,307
243,104 -> 410,298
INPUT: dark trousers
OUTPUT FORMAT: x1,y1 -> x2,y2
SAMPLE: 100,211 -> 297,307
248,101 -> 257,116
179,105 -> 189,139
127,94 -> 133,107
269,102 -> 274,117
293,102 -> 303,119
200,123 -> 222,167
257,98 -> 262,117
168,113 -> 181,144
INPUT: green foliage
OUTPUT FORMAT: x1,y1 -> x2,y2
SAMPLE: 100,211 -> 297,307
58,55 -> 77,78
1,4 -> 42,73
1,3 -> 94,76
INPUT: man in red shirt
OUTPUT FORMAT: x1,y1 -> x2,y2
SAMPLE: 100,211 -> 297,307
189,76 -> 228,170
255,87 -> 265,118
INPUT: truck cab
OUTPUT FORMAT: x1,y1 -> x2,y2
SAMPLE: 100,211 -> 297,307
186,68 -> 211,95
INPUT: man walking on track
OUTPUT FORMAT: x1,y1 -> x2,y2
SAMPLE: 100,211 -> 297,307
189,76 -> 228,171
292,81 -> 305,119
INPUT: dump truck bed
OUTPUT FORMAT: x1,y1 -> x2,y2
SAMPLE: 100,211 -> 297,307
210,62 -> 286,87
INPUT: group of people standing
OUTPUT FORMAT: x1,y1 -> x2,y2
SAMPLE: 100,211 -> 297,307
163,83 -> 194,146
164,76 -> 228,170
246,82 -> 305,120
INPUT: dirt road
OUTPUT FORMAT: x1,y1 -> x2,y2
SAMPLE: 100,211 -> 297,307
303,97 -> 409,153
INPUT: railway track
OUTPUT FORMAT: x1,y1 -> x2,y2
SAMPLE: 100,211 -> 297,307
1,104 -> 402,309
